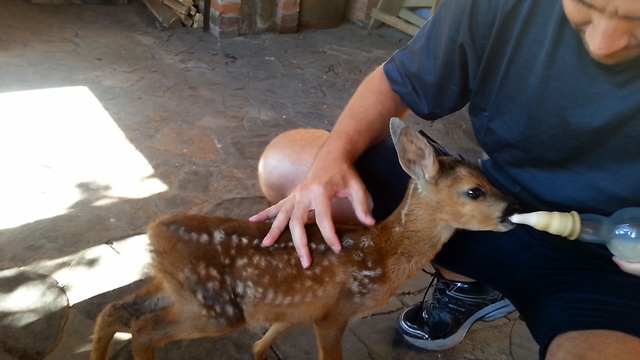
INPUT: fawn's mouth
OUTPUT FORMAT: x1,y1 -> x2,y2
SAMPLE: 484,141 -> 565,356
497,217 -> 516,231
499,203 -> 522,231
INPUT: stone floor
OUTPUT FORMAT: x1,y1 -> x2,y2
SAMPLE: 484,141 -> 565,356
0,1 -> 538,359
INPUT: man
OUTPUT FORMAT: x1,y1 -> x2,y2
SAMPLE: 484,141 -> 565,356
250,0 -> 640,358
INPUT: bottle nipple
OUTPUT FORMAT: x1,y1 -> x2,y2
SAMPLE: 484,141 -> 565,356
509,211 -> 581,240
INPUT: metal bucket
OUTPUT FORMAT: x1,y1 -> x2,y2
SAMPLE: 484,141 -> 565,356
299,0 -> 349,29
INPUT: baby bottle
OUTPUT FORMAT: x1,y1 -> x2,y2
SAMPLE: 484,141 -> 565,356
509,208 -> 640,262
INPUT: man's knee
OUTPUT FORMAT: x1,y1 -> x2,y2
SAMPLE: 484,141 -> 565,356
257,128 -> 328,203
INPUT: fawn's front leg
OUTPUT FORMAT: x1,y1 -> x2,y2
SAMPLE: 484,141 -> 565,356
252,322 -> 293,360
314,318 -> 349,360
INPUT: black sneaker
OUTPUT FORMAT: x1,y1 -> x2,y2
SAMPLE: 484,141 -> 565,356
398,271 -> 515,351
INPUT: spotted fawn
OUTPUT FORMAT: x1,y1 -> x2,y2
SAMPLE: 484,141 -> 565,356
90,118 -> 516,360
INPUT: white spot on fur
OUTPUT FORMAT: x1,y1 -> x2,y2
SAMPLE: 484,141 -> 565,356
362,269 -> 383,277
265,289 -> 275,303
195,289 -> 205,304
207,281 -> 219,291
274,293 -> 283,304
360,235 -> 373,247
197,262 -> 207,277
352,251 -> 364,261
235,282 -> 245,295
214,230 -> 225,243
200,233 -> 210,243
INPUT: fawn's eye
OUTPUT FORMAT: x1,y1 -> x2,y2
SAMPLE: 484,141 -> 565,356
466,187 -> 485,200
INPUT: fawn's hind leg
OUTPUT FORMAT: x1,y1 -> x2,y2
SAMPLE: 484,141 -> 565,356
91,280 -> 168,360
313,318 -> 349,360
130,304 -> 245,360
252,322 -> 293,360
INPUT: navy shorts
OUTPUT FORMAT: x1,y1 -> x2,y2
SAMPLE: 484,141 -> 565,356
354,137 -> 640,357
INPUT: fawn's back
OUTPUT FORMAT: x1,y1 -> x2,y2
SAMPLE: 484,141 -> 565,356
91,118 -> 515,360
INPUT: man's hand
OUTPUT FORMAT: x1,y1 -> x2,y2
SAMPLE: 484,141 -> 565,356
250,159 -> 374,269
613,257 -> 640,276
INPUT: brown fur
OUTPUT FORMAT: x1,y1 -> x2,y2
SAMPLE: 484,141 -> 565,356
90,119 -> 515,360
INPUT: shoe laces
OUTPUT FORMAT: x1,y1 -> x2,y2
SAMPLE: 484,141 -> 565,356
419,268 -> 439,316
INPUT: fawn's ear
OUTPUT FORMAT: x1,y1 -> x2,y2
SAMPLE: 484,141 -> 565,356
389,117 -> 440,182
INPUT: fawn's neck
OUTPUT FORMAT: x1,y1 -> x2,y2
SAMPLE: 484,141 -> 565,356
373,181 -> 456,281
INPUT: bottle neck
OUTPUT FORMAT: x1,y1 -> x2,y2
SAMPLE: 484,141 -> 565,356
577,213 -> 609,244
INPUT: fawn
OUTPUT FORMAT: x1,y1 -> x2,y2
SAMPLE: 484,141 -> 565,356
91,118 -> 516,360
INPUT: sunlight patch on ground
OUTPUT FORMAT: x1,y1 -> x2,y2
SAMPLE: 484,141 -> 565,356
27,234 -> 151,306
0,234 -> 150,331
0,86 -> 167,229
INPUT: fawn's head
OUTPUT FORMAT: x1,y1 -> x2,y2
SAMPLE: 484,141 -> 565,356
390,118 -> 516,233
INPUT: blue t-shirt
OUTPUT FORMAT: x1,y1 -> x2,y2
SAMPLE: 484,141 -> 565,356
383,0 -> 640,215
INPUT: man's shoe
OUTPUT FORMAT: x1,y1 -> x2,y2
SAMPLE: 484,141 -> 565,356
398,272 -> 515,351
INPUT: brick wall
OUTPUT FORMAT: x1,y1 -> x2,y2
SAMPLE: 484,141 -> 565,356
276,0 -> 300,33
206,0 -> 300,38
206,0 -> 376,39
346,0 -> 378,25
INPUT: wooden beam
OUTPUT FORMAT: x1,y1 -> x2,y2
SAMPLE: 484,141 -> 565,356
368,0 -> 405,32
142,0 -> 183,28
370,8 -> 419,36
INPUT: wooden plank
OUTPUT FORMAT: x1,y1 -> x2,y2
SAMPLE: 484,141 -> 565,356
192,12 -> 204,28
142,0 -> 182,28
368,0 -> 441,36
368,0 -> 405,31
170,6 -> 193,27
163,0 -> 190,15
370,8 -> 419,36
403,0 -> 435,7
398,8 -> 427,27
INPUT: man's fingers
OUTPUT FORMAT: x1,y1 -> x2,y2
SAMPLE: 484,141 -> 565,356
613,256 -> 640,276
249,201 -> 283,222
290,227 -> 311,268
350,181 -> 375,226
260,200 -> 293,246
289,207 -> 312,268
314,198 -> 341,253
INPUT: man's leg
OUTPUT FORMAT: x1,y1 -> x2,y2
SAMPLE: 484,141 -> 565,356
257,128 -> 359,224
546,330 -> 640,360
